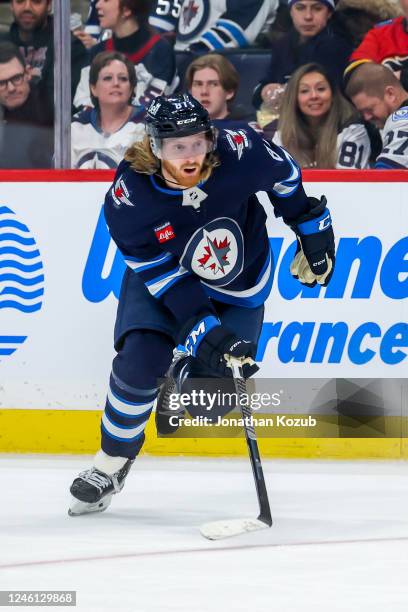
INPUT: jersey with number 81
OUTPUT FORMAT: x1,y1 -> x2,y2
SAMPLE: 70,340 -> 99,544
376,106 -> 408,169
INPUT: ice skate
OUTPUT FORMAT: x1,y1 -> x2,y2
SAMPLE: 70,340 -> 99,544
155,347 -> 189,435
68,452 -> 133,516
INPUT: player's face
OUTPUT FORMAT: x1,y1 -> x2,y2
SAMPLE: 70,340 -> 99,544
297,71 -> 333,120
0,57 -> 31,110
160,133 -> 209,188
290,1 -> 331,39
91,60 -> 132,109
96,0 -> 121,30
351,92 -> 391,128
190,67 -> 234,120
11,0 -> 50,32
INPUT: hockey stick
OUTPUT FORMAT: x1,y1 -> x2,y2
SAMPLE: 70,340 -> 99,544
200,357 -> 272,540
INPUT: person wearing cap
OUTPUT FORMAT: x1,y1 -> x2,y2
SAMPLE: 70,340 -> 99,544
253,0 -> 353,111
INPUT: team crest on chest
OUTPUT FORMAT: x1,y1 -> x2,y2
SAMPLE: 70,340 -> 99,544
180,218 -> 244,286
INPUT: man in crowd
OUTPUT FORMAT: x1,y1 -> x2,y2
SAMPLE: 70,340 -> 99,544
1,0 -> 88,109
185,53 -> 255,122
346,62 -> 408,169
0,41 -> 53,168
253,0 -> 352,111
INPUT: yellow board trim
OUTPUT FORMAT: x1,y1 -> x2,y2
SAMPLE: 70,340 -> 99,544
0,409 -> 406,459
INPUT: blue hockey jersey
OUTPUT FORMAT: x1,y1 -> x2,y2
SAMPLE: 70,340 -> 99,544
104,126 -> 309,327
149,0 -> 278,51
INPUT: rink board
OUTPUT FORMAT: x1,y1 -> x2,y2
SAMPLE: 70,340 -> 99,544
0,169 -> 407,458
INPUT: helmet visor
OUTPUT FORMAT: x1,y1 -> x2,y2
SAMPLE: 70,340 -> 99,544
151,130 -> 216,160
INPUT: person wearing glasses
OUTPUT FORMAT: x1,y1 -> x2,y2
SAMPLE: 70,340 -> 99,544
0,41 -> 53,168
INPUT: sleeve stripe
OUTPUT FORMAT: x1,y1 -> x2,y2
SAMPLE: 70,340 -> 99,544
201,31 -> 225,50
148,16 -> 175,32
124,252 -> 173,273
216,19 -> 248,47
375,158 -> 407,169
146,265 -> 190,297
271,150 -> 301,198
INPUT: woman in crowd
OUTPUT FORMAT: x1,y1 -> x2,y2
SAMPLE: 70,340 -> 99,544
273,62 -> 373,169
71,51 -> 145,169
73,0 -> 177,110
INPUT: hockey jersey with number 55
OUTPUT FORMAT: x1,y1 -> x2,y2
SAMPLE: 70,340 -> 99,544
149,0 -> 278,51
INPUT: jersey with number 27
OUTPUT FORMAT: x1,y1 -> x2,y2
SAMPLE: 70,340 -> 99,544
376,104 -> 408,169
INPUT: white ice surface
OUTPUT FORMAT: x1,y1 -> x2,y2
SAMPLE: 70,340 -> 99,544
0,455 -> 408,612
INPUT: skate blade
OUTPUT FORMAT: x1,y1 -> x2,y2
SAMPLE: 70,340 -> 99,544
68,494 -> 113,516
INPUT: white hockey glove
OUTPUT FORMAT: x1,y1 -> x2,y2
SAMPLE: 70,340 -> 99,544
289,196 -> 335,288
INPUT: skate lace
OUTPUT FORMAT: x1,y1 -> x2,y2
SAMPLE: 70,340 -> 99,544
81,469 -> 111,493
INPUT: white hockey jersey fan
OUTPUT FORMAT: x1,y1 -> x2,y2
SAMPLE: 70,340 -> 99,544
273,121 -> 371,169
376,105 -> 408,169
71,107 -> 146,169
149,0 -> 278,51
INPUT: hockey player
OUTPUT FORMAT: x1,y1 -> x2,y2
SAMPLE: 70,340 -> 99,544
68,93 -> 335,516
149,0 -> 278,51
346,62 -> 408,168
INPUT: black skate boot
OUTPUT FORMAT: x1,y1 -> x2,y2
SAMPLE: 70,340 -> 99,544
155,347 -> 190,435
68,458 -> 133,516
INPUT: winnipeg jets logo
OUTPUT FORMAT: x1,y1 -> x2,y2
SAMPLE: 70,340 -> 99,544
225,129 -> 249,160
182,0 -> 199,28
111,178 -> 133,208
181,218 -> 244,286
198,230 -> 231,275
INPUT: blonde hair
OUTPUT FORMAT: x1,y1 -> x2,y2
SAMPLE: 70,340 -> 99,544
125,134 -> 220,180
278,63 -> 357,168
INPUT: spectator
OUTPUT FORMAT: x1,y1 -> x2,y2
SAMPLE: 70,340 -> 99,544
345,62 -> 408,169
346,0 -> 408,84
0,41 -> 53,168
71,51 -> 145,169
185,53 -> 255,122
252,0 -> 353,111
1,0 -> 88,109
74,0 -> 178,110
149,0 -> 279,51
273,62 -> 372,168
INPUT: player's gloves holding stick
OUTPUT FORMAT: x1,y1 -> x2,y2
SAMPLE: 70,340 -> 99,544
181,315 -> 259,378
289,196 -> 335,287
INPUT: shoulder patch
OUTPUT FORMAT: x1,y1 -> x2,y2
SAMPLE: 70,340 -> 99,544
111,176 -> 134,208
391,108 -> 408,122
223,128 -> 251,160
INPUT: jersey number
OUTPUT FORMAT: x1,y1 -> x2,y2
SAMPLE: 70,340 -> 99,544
156,0 -> 182,17
339,142 -> 364,168
383,130 -> 408,156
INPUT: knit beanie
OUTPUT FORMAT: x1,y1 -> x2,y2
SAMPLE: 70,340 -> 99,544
288,0 -> 337,10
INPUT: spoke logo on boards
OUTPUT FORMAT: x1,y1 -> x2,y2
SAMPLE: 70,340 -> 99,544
0,205 -> 44,361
